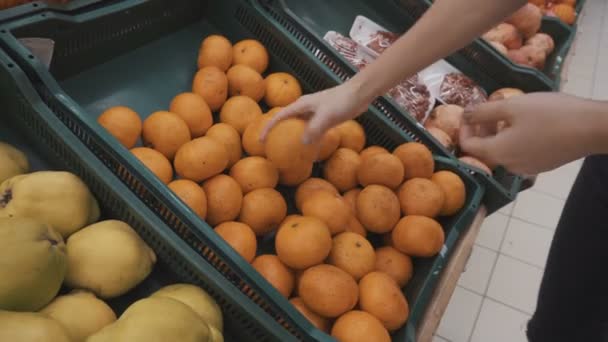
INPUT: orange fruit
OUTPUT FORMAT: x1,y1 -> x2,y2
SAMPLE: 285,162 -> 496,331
197,35 -> 233,71
266,107 -> 283,116
431,171 -> 466,216
336,120 -> 366,152
301,191 -> 351,235
226,64 -> 265,102
214,221 -> 257,263
359,146 -> 389,161
275,215 -> 332,270
328,232 -> 376,280
356,185 -> 401,234
392,215 -> 444,257
174,137 -> 229,182
252,254 -> 295,298
265,118 -> 319,169
142,111 -> 191,160
323,148 -> 362,192
130,147 -> 173,184
168,179 -> 207,220
295,178 -> 339,211
359,272 -> 409,331
278,162 -> 313,187
205,123 -> 242,168
357,153 -> 404,189
331,310 -> 391,342
169,92 -> 213,138
398,178 -> 445,217
298,264 -> 359,318
264,72 -> 303,108
192,66 -> 228,111
219,96 -> 263,135
375,246 -> 413,287
229,156 -> 278,194
290,297 -> 330,332
232,39 -> 269,74
393,142 -> 435,180
346,216 -> 367,237
553,4 -> 576,25
317,127 -> 341,161
342,188 -> 361,215
97,106 -> 142,149
202,174 -> 244,226
242,111 -> 278,157
239,188 -> 287,236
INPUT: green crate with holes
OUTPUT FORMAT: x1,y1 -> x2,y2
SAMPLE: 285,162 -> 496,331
0,0 -> 484,340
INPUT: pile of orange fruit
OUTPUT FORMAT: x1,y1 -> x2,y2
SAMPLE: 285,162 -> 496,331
97,34 -> 468,341
529,0 -> 577,24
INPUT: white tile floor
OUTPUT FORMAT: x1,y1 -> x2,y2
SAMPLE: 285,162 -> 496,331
434,1 -> 607,340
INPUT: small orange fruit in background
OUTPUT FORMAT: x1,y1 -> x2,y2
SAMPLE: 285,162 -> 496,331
359,271 -> 409,331
295,178 -> 339,211
169,92 -> 213,138
392,215 -> 445,257
202,174 -> 244,226
359,146 -> 389,161
130,147 -> 173,184
226,64 -> 265,102
393,142 -> 435,180
375,246 -> 413,287
97,106 -> 142,149
219,96 -> 263,135
356,185 -> 401,234
323,148 -> 362,192
345,216 -> 367,237
299,264 -> 359,318
357,153 -> 404,189
229,156 -> 278,194
192,66 -> 228,111
252,254 -> 295,298
278,162 -> 313,187
174,137 -> 228,183
336,120 -> 366,152
342,188 -> 362,215
214,221 -> 257,263
552,4 -> 576,25
264,72 -> 303,108
331,310 -> 391,342
265,118 -> 319,169
168,179 -> 207,220
142,111 -> 191,160
398,178 -> 445,218
197,34 -> 233,71
275,215 -> 332,270
317,127 -> 341,161
328,232 -> 376,280
232,39 -> 269,74
242,111 -> 278,157
290,297 -> 330,332
239,188 -> 287,236
206,123 -> 242,168
301,190 -> 351,236
431,170 -> 466,216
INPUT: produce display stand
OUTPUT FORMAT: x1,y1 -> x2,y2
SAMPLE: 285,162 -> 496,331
0,0 -> 111,24
0,47 -> 295,342
0,0 -> 486,341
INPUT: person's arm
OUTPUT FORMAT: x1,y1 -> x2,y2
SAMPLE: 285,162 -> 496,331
263,0 -> 527,143
350,0 -> 527,103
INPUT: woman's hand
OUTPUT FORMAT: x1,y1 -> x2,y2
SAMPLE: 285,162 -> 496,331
460,92 -> 608,175
261,81 -> 371,144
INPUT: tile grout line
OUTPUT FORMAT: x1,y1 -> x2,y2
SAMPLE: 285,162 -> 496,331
590,0 -> 607,96
508,215 -> 558,232
471,242 -> 546,271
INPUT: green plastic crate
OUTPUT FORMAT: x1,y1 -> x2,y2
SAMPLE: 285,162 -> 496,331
0,47 -> 296,342
255,0 -> 526,214
0,0 -> 115,24
0,0 -> 484,340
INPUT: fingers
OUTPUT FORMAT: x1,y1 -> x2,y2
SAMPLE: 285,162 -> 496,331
301,110 -> 333,145
459,124 -> 497,166
464,101 -> 512,126
260,96 -> 314,141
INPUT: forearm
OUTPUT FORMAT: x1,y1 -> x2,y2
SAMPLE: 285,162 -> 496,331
349,0 -> 526,102
579,99 -> 608,156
